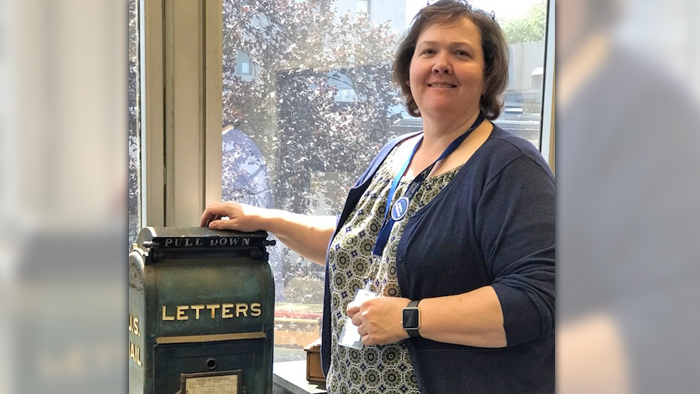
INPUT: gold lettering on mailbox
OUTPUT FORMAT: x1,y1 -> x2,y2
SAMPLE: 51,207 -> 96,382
236,304 -> 249,317
191,305 -> 204,319
128,312 -> 143,368
222,304 -> 234,318
177,306 -> 189,320
162,306 -> 175,321
129,341 -> 142,366
129,314 -> 141,336
206,304 -> 221,318
160,302 -> 263,321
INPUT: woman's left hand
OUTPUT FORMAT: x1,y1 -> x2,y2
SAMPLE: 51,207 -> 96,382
347,297 -> 411,346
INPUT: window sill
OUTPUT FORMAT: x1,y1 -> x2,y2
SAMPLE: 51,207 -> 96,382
273,360 -> 326,394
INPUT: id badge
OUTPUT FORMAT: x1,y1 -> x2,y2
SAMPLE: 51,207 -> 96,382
339,287 -> 377,350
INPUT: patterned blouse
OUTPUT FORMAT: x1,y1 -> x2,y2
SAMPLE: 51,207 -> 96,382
326,146 -> 464,394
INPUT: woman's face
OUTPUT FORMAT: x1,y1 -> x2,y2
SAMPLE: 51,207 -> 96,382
409,18 -> 485,120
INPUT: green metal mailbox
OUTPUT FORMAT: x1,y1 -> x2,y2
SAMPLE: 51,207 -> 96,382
129,227 -> 276,394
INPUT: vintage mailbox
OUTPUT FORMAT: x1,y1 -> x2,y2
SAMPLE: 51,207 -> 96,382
129,227 -> 276,394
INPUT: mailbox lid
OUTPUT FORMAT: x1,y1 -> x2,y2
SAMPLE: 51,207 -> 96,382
134,227 -> 275,340
137,227 -> 271,260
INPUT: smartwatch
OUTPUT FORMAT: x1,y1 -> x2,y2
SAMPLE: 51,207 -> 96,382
402,300 -> 421,338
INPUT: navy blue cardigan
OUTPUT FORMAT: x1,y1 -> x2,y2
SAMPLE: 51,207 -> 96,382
321,125 -> 555,393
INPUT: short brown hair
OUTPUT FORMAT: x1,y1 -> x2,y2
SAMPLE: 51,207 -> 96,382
392,0 -> 509,120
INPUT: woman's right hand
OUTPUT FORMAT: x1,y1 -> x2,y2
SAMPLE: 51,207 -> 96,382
199,202 -> 271,232
201,202 -> 336,265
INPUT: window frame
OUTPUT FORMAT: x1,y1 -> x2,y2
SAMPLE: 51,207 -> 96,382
141,0 -> 222,227
539,0 -> 555,170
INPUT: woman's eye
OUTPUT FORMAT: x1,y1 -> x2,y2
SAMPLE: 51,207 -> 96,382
455,50 -> 470,57
421,48 -> 436,55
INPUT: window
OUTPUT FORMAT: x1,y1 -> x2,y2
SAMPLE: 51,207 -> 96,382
221,0 -> 552,361
235,50 -> 252,76
405,0 -> 551,148
128,0 -> 142,245
485,0 -> 549,148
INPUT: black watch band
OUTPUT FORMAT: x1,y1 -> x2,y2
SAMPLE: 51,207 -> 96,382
403,300 -> 421,338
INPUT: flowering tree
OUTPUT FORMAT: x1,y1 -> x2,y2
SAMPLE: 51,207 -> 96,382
221,0 -> 406,292
222,0 -> 403,214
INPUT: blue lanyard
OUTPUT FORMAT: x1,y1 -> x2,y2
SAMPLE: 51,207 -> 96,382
372,114 -> 485,256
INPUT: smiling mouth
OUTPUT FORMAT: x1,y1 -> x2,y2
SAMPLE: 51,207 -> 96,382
427,83 -> 457,88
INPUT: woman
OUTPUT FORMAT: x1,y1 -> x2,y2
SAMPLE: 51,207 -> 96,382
201,1 -> 554,392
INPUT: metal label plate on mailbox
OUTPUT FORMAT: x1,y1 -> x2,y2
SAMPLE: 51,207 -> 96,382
179,370 -> 242,394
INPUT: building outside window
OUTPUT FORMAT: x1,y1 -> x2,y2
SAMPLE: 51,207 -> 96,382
356,0 -> 370,16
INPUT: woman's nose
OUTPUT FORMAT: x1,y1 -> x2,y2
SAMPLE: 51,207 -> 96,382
432,57 -> 452,74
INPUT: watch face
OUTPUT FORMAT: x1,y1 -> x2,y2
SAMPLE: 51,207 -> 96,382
403,308 -> 419,329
